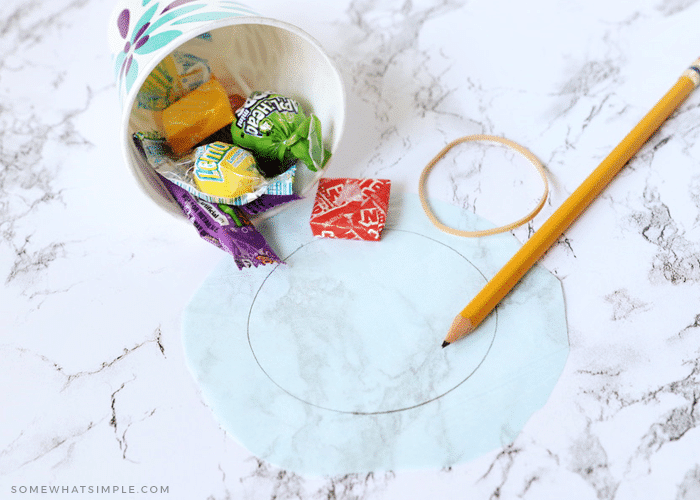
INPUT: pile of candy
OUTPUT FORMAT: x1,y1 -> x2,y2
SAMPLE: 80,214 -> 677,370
133,53 -> 328,269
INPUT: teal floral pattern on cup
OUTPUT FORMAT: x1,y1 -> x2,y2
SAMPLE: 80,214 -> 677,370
111,0 -> 257,100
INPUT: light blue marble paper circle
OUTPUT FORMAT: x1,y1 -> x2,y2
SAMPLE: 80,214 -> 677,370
248,230 -> 498,415
183,193 -> 569,475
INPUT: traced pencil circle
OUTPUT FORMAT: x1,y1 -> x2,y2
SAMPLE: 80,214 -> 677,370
246,228 -> 499,415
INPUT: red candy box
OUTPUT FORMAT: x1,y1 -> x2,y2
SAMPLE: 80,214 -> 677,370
310,178 -> 391,241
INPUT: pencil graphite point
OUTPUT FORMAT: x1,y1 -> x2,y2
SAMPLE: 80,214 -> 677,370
443,315 -> 474,346
441,341 -> 450,348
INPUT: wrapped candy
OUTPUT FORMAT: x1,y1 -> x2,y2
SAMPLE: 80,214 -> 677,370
230,91 -> 327,177
310,178 -> 392,241
191,141 -> 266,200
133,133 -> 266,205
161,176 -> 283,270
136,50 -> 211,111
163,78 -> 235,156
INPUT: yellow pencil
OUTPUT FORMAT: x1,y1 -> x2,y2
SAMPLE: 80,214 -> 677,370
443,57 -> 700,347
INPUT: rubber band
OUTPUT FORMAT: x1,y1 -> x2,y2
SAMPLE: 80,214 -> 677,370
419,134 -> 549,237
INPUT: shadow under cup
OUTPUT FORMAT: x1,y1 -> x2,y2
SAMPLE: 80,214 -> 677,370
123,19 -> 346,218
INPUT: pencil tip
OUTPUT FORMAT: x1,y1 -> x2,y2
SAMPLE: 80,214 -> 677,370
441,341 -> 450,348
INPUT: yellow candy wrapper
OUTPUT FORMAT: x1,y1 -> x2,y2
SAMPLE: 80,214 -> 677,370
193,142 -> 266,199
136,51 -> 211,111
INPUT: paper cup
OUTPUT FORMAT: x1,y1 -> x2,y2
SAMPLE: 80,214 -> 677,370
108,1 -> 345,218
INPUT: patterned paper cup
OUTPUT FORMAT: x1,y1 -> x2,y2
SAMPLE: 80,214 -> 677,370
108,0 -> 346,217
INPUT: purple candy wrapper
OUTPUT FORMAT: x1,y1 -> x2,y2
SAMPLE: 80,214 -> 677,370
238,193 -> 302,217
161,176 -> 283,270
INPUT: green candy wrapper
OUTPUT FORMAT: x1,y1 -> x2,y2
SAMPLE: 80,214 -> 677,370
231,91 -> 327,177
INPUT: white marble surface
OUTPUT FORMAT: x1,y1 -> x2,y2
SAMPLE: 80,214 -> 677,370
2,0 -> 700,498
